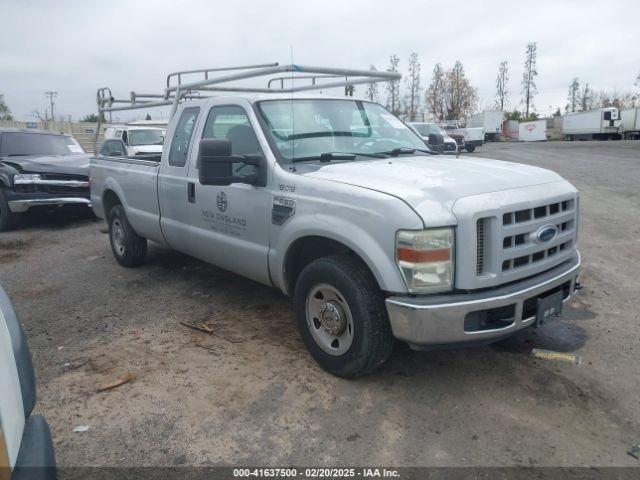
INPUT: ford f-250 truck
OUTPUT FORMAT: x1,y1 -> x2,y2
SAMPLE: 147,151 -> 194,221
90,64 -> 581,377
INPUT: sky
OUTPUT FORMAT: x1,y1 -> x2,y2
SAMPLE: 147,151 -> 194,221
1,0 -> 639,121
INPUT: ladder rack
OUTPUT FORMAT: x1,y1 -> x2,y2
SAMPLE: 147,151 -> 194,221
94,63 -> 400,153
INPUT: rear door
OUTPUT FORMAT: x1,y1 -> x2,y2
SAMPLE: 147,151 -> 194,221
158,105 -> 201,252
184,101 -> 272,285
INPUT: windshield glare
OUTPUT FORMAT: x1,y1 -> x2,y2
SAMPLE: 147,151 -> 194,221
258,99 -> 427,161
0,132 -> 84,156
411,123 -> 444,136
128,129 -> 165,146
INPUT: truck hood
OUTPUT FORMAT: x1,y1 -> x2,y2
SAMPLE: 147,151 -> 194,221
303,154 -> 565,225
1,154 -> 90,177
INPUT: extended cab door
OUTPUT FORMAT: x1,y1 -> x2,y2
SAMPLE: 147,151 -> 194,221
184,102 -> 272,285
158,105 -> 201,252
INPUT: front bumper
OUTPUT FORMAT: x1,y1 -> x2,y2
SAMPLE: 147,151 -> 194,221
8,197 -> 91,213
386,251 -> 581,348
465,140 -> 483,148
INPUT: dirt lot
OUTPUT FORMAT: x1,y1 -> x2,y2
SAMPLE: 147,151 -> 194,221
1,141 -> 639,467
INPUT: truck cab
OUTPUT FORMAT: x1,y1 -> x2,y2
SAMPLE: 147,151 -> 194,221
90,64 -> 582,377
102,126 -> 165,157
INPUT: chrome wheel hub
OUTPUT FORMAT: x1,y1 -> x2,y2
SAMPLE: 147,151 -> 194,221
112,219 -> 125,256
305,284 -> 354,356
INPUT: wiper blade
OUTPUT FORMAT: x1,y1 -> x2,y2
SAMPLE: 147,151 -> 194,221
375,147 -> 439,156
347,152 -> 388,159
7,154 -> 29,157
291,152 -> 357,163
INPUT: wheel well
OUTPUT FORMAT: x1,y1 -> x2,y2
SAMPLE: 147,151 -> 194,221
284,236 -> 374,294
102,190 -> 122,217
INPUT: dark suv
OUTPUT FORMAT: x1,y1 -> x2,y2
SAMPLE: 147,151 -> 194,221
0,129 -> 91,231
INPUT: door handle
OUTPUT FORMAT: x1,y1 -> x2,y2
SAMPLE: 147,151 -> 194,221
187,182 -> 196,203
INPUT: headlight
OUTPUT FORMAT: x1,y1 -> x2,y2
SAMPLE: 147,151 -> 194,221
396,228 -> 454,293
13,173 -> 42,184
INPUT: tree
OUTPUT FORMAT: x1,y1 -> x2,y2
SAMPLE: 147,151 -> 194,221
521,42 -> 538,117
442,61 -> 477,120
567,78 -> 580,113
31,109 -> 48,122
81,113 -> 99,122
404,52 -> 421,120
365,65 -> 379,102
580,82 -> 591,111
385,54 -> 401,115
495,61 -> 509,110
425,63 -> 446,121
0,94 -> 13,121
145,113 -> 152,121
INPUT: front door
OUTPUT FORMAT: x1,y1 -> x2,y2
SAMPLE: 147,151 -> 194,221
185,103 -> 271,285
158,105 -> 201,252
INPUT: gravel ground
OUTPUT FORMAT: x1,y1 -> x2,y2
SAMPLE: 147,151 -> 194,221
0,140 -> 639,468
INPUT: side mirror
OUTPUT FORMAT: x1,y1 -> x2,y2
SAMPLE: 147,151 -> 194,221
427,133 -> 445,153
198,138 -> 263,186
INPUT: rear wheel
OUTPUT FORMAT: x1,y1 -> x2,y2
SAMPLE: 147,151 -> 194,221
108,205 -> 147,267
294,255 -> 394,378
0,189 -> 18,232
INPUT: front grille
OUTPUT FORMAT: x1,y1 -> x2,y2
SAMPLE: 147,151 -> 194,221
444,143 -> 456,151
474,195 -> 577,284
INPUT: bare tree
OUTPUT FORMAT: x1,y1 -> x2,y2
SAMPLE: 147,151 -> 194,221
567,78 -> 580,113
365,65 -> 379,102
495,61 -> 509,110
443,61 -> 478,120
31,109 -> 48,122
385,54 -> 401,115
521,42 -> 538,117
0,94 -> 13,121
580,82 -> 591,111
425,63 -> 446,121
404,53 -> 421,120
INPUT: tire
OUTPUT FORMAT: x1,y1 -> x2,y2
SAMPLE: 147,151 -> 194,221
108,205 -> 147,267
293,254 -> 394,378
0,189 -> 18,232
465,145 -> 476,153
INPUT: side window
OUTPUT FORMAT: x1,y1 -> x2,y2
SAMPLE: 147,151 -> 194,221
603,111 -> 612,121
168,107 -> 200,167
201,105 -> 260,177
101,140 -> 124,157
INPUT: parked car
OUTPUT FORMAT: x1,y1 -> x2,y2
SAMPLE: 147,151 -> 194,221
408,122 -> 459,153
102,126 -> 165,157
0,284 -> 56,479
91,65 -> 582,377
0,129 -> 92,231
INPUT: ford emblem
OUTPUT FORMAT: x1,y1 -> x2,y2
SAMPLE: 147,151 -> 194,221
536,225 -> 558,243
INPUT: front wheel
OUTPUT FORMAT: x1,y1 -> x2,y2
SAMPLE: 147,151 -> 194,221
0,189 -> 18,232
465,145 -> 476,153
294,255 -> 394,378
108,205 -> 147,267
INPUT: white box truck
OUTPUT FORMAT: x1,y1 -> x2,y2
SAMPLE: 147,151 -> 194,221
620,108 -> 640,140
518,120 -> 547,142
562,107 -> 621,140
467,110 -> 504,141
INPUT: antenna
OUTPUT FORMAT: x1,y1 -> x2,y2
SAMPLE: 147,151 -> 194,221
290,46 -> 295,167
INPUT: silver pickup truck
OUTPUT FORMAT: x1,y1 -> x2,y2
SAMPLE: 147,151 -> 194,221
90,65 -> 581,377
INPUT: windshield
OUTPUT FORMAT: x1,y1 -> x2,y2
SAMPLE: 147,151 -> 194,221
257,99 -> 427,161
411,123 -> 444,136
128,129 -> 165,146
0,132 -> 85,156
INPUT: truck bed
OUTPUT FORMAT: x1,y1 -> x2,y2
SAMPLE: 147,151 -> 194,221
90,156 -> 164,242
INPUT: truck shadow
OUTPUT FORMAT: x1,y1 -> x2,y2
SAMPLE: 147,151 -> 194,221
9,208 -> 98,231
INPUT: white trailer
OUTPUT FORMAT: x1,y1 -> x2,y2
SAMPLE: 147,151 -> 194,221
620,108 -> 640,140
466,110 -> 504,141
562,108 -> 621,140
518,120 -> 547,142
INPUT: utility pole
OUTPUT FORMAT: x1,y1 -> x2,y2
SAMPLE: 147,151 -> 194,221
45,91 -> 58,122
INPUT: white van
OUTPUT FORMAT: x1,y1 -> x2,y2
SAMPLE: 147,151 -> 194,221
102,126 -> 166,156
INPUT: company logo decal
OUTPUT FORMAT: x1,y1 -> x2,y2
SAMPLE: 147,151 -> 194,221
216,191 -> 228,212
536,225 -> 558,243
